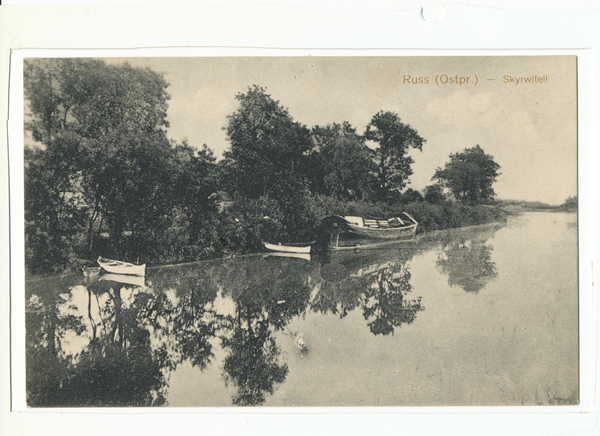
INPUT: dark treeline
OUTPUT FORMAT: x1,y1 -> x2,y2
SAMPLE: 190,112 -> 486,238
497,196 -> 578,213
25,59 -> 508,275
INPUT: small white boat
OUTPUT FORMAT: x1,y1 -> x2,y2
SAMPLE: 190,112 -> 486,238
263,241 -> 312,254
97,257 -> 146,276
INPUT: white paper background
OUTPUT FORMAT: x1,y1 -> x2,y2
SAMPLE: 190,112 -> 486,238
1,2 -> 598,436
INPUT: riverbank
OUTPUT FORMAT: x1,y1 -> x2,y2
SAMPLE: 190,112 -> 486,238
24,198 -> 510,277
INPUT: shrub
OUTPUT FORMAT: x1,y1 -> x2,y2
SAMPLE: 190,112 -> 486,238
404,201 -> 506,234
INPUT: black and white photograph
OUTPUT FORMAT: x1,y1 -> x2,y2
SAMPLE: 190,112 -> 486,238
21,55 -> 579,408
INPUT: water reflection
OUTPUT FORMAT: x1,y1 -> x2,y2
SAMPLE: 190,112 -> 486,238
26,277 -> 167,407
217,256 -> 314,405
436,235 -> 498,294
315,249 -> 424,335
221,311 -> 288,406
26,225 -> 505,407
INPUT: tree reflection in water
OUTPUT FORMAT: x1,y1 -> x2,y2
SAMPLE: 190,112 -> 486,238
26,278 -> 168,407
221,310 -> 288,406
218,256 -> 313,406
436,237 -> 498,293
362,265 -> 422,335
314,249 -> 425,335
142,273 -> 220,371
26,248 -> 428,406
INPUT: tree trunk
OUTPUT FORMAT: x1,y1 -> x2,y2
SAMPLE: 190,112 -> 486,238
87,209 -> 98,254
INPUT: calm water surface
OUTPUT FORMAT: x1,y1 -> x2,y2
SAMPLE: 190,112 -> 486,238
25,212 -> 578,407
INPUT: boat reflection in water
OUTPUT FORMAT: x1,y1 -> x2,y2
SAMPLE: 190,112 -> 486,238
25,224 -> 507,407
316,244 -> 425,336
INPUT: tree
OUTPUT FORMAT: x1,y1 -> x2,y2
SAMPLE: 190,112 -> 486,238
364,111 -> 425,200
224,85 -> 312,200
400,188 -> 424,204
321,137 -> 375,201
560,196 -> 577,211
24,58 -> 175,266
169,141 -> 219,250
24,145 -> 87,272
224,86 -> 316,234
424,184 -> 446,204
307,122 -> 375,200
433,145 -> 500,205
305,121 -> 366,195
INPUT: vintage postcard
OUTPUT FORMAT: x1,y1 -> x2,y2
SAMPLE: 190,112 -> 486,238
15,53 -> 584,409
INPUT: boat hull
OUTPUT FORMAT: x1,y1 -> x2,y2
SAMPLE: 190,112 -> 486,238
329,237 -> 417,251
322,213 -> 419,250
346,222 -> 418,240
97,257 -> 146,276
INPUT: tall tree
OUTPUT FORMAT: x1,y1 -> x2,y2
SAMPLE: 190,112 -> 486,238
224,85 -> 312,200
169,141 -> 219,247
308,122 -> 375,199
322,137 -> 375,201
24,143 -> 86,272
24,58 -> 174,266
224,86 -> 316,234
433,145 -> 501,205
364,111 -> 425,200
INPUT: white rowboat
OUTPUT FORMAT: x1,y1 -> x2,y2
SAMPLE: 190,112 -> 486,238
97,257 -> 146,276
263,241 -> 312,254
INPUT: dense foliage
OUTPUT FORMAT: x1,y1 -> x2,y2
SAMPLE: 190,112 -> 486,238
24,61 -> 511,274
24,59 -> 218,272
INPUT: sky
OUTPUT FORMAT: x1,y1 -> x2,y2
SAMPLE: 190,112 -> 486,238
108,55 -> 577,205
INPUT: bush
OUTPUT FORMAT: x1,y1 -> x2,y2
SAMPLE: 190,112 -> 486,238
424,184 -> 446,204
214,196 -> 287,254
404,201 -> 506,234
400,188 -> 424,204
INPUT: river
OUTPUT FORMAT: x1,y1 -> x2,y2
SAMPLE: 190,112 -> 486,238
24,212 -> 579,407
